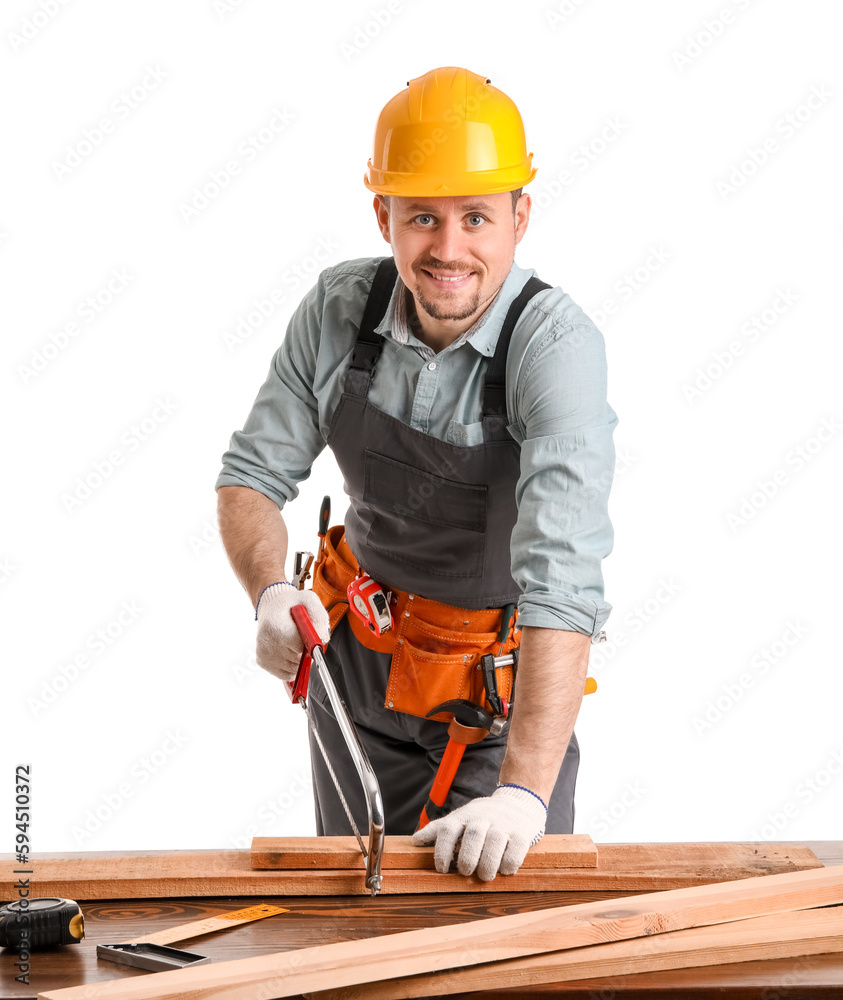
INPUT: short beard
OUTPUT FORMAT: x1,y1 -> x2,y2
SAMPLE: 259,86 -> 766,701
414,284 -> 482,322
412,262 -> 481,321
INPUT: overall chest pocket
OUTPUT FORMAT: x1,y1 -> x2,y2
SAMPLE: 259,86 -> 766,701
446,419 -> 485,447
362,449 -> 488,578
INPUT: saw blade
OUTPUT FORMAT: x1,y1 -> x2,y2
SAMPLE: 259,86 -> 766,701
304,697 -> 367,861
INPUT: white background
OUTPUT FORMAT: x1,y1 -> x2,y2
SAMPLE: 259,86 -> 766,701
2,0 -> 841,855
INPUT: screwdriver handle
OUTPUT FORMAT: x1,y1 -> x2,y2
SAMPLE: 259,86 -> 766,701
496,602 -> 517,652
318,496 -> 331,538
316,496 -> 331,565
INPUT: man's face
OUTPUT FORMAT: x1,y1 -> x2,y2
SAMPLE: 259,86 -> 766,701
374,192 -> 530,336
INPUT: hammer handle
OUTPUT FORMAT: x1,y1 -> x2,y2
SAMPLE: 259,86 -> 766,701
418,741 -> 467,829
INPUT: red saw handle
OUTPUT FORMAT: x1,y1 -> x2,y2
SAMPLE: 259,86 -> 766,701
288,604 -> 325,704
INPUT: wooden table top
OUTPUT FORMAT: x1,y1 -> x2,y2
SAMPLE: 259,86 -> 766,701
1,841 -> 840,1000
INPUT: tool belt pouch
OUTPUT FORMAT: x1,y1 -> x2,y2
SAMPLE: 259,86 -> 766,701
311,526 -> 518,722
311,525 -> 357,635
386,595 -> 517,722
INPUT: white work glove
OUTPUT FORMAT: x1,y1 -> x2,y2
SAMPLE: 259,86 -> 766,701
412,784 -> 547,882
255,582 -> 331,683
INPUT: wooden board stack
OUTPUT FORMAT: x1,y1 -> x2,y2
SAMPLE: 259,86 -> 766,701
37,864 -> 843,1000
1,837 -> 824,898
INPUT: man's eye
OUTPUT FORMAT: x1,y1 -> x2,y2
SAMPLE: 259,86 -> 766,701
468,215 -> 485,226
415,214 -> 434,225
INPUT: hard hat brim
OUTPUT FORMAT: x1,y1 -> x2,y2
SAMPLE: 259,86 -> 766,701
364,161 -> 537,198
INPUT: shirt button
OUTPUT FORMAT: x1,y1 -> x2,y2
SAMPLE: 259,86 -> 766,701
427,362 -> 436,371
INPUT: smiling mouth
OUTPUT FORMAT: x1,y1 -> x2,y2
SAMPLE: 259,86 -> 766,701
421,269 -> 474,286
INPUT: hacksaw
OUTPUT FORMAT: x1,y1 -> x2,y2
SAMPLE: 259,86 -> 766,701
289,603 -> 385,894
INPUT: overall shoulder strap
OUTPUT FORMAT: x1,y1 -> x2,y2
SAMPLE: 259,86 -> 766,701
482,275 -> 552,420
344,257 -> 398,398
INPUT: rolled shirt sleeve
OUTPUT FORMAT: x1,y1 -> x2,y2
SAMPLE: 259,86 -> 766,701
508,318 -> 617,635
215,273 -> 328,510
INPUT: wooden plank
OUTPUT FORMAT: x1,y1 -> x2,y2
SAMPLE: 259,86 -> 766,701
305,906 -> 843,1000
36,864 -> 843,1000
250,833 -> 597,870
7,843 -> 841,1000
2,843 -> 821,899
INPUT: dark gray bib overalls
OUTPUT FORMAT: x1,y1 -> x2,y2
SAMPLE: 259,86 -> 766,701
308,257 -> 580,836
325,256 -> 550,608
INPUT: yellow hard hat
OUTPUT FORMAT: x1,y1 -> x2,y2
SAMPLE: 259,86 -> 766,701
364,67 -> 537,197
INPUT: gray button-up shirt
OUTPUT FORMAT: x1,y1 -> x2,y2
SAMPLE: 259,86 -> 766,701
216,256 -> 618,636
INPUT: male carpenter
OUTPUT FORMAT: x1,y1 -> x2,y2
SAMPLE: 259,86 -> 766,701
217,67 -> 617,880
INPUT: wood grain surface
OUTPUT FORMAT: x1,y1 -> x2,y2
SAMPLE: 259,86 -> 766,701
305,906 -> 843,1000
0,842 -> 821,900
34,864 -> 843,1000
250,834 -> 598,870
0,843 -> 840,1000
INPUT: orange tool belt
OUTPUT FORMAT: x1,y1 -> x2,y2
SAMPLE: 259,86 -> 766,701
310,525 -> 520,722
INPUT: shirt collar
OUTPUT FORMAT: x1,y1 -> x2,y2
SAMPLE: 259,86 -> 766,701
374,260 -> 537,359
